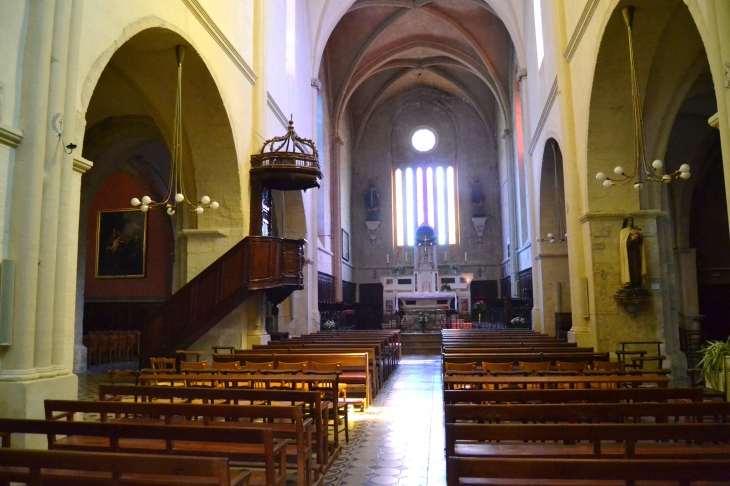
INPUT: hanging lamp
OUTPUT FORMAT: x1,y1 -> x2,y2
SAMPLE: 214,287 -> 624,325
131,45 -> 219,215
595,7 -> 690,189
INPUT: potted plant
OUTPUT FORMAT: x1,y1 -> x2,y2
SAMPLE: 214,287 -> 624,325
321,320 -> 337,331
697,337 -> 730,393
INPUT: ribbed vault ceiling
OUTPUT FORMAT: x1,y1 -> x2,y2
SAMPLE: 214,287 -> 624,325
322,0 -> 515,144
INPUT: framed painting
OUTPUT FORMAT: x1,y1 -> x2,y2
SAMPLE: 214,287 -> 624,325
96,209 -> 147,278
342,229 -> 350,262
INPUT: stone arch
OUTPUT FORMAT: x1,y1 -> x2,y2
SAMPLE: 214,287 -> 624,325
584,0 -> 724,368
74,26 -> 244,371
534,138 -> 570,336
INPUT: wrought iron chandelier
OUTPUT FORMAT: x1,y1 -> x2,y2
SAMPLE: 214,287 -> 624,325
131,45 -> 219,215
595,7 -> 690,189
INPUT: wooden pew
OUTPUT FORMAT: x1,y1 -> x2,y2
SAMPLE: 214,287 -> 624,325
0,449 -> 251,486
443,373 -> 670,390
97,384 -> 337,458
447,457 -> 730,485
444,401 -> 730,425
213,352 -> 372,407
45,400 -> 314,486
443,388 -> 704,404
445,422 -> 730,461
442,352 -> 611,373
0,418 -> 286,486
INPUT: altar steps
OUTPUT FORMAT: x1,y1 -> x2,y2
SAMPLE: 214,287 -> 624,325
401,332 -> 442,354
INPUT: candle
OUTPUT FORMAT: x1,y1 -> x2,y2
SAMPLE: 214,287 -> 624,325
386,254 -> 390,264
464,252 -> 468,262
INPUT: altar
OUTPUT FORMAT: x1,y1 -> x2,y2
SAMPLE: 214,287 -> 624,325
381,224 -> 472,331
395,291 -> 458,311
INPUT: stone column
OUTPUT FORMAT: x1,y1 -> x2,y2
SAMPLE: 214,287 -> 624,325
331,136 -> 343,302
2,0 -> 57,381
71,156 -> 93,374
503,129 -> 520,298
706,1 -> 730,232
0,0 -> 78,444
246,0 -> 268,346
550,0 -> 594,347
53,0 -> 84,374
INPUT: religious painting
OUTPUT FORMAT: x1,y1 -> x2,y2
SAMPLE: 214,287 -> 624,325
96,209 -> 147,278
342,229 -> 350,262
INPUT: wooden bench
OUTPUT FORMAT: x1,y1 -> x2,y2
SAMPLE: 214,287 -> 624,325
445,422 -> 730,461
97,384 -> 338,459
442,352 -> 612,375
444,401 -> 730,425
0,449 -> 251,486
443,373 -> 670,390
45,400 -> 314,486
213,352 -> 371,407
0,418 -> 286,486
447,457 -> 730,485
443,387 -> 704,404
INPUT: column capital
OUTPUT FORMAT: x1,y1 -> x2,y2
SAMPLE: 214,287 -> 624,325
516,68 -> 527,83
311,78 -> 321,91
72,155 -> 93,174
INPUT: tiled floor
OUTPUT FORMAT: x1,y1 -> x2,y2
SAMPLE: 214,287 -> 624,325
76,355 -> 445,486
323,355 -> 444,486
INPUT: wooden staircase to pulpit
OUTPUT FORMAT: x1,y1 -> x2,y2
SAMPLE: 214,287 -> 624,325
139,236 -> 305,365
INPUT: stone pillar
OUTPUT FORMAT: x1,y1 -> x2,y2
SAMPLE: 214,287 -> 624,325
71,156 -> 93,374
0,0 -> 78,442
550,0 -> 594,347
331,136 -> 343,302
503,129 -> 520,298
244,0 -> 268,346
2,0 -> 57,380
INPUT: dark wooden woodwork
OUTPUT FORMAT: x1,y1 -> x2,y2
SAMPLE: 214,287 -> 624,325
140,236 -> 305,365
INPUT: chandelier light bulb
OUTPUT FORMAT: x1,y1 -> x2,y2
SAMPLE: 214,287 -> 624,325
210,201 -> 219,209
614,166 -> 624,176
196,206 -> 204,214
602,180 -> 612,188
131,198 -> 140,206
141,196 -> 152,205
166,207 -> 175,215
564,233 -> 568,239
141,204 -> 149,212
662,175 -> 671,183
651,159 -> 663,170
547,233 -> 554,239
596,172 -> 606,181
200,196 -> 211,205
633,182 -> 642,190
679,164 -> 690,173
175,193 -> 184,202
680,171 -> 691,180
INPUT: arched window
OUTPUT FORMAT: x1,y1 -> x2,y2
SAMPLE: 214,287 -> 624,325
394,165 -> 457,246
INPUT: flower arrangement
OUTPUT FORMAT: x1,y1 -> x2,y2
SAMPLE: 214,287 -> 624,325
392,265 -> 406,276
321,320 -> 337,331
510,316 -> 527,328
440,283 -> 452,291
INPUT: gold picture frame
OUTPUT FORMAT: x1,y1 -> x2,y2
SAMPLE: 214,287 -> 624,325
95,209 -> 147,278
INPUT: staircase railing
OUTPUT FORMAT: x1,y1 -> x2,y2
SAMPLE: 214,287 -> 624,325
140,236 -> 305,365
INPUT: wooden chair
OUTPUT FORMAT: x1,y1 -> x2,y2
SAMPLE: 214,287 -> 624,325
445,362 -> 477,372
556,361 -> 589,372
107,370 -> 140,385
212,360 -> 240,371
243,361 -> 274,371
277,362 -> 309,390
150,357 -> 176,371
518,361 -> 551,373
482,362 -> 513,373
593,360 -> 625,371
180,360 -> 209,372
309,362 -> 349,443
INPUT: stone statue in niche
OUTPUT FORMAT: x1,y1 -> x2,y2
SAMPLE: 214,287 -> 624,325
365,179 -> 380,221
471,177 -> 485,217
619,216 -> 647,291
